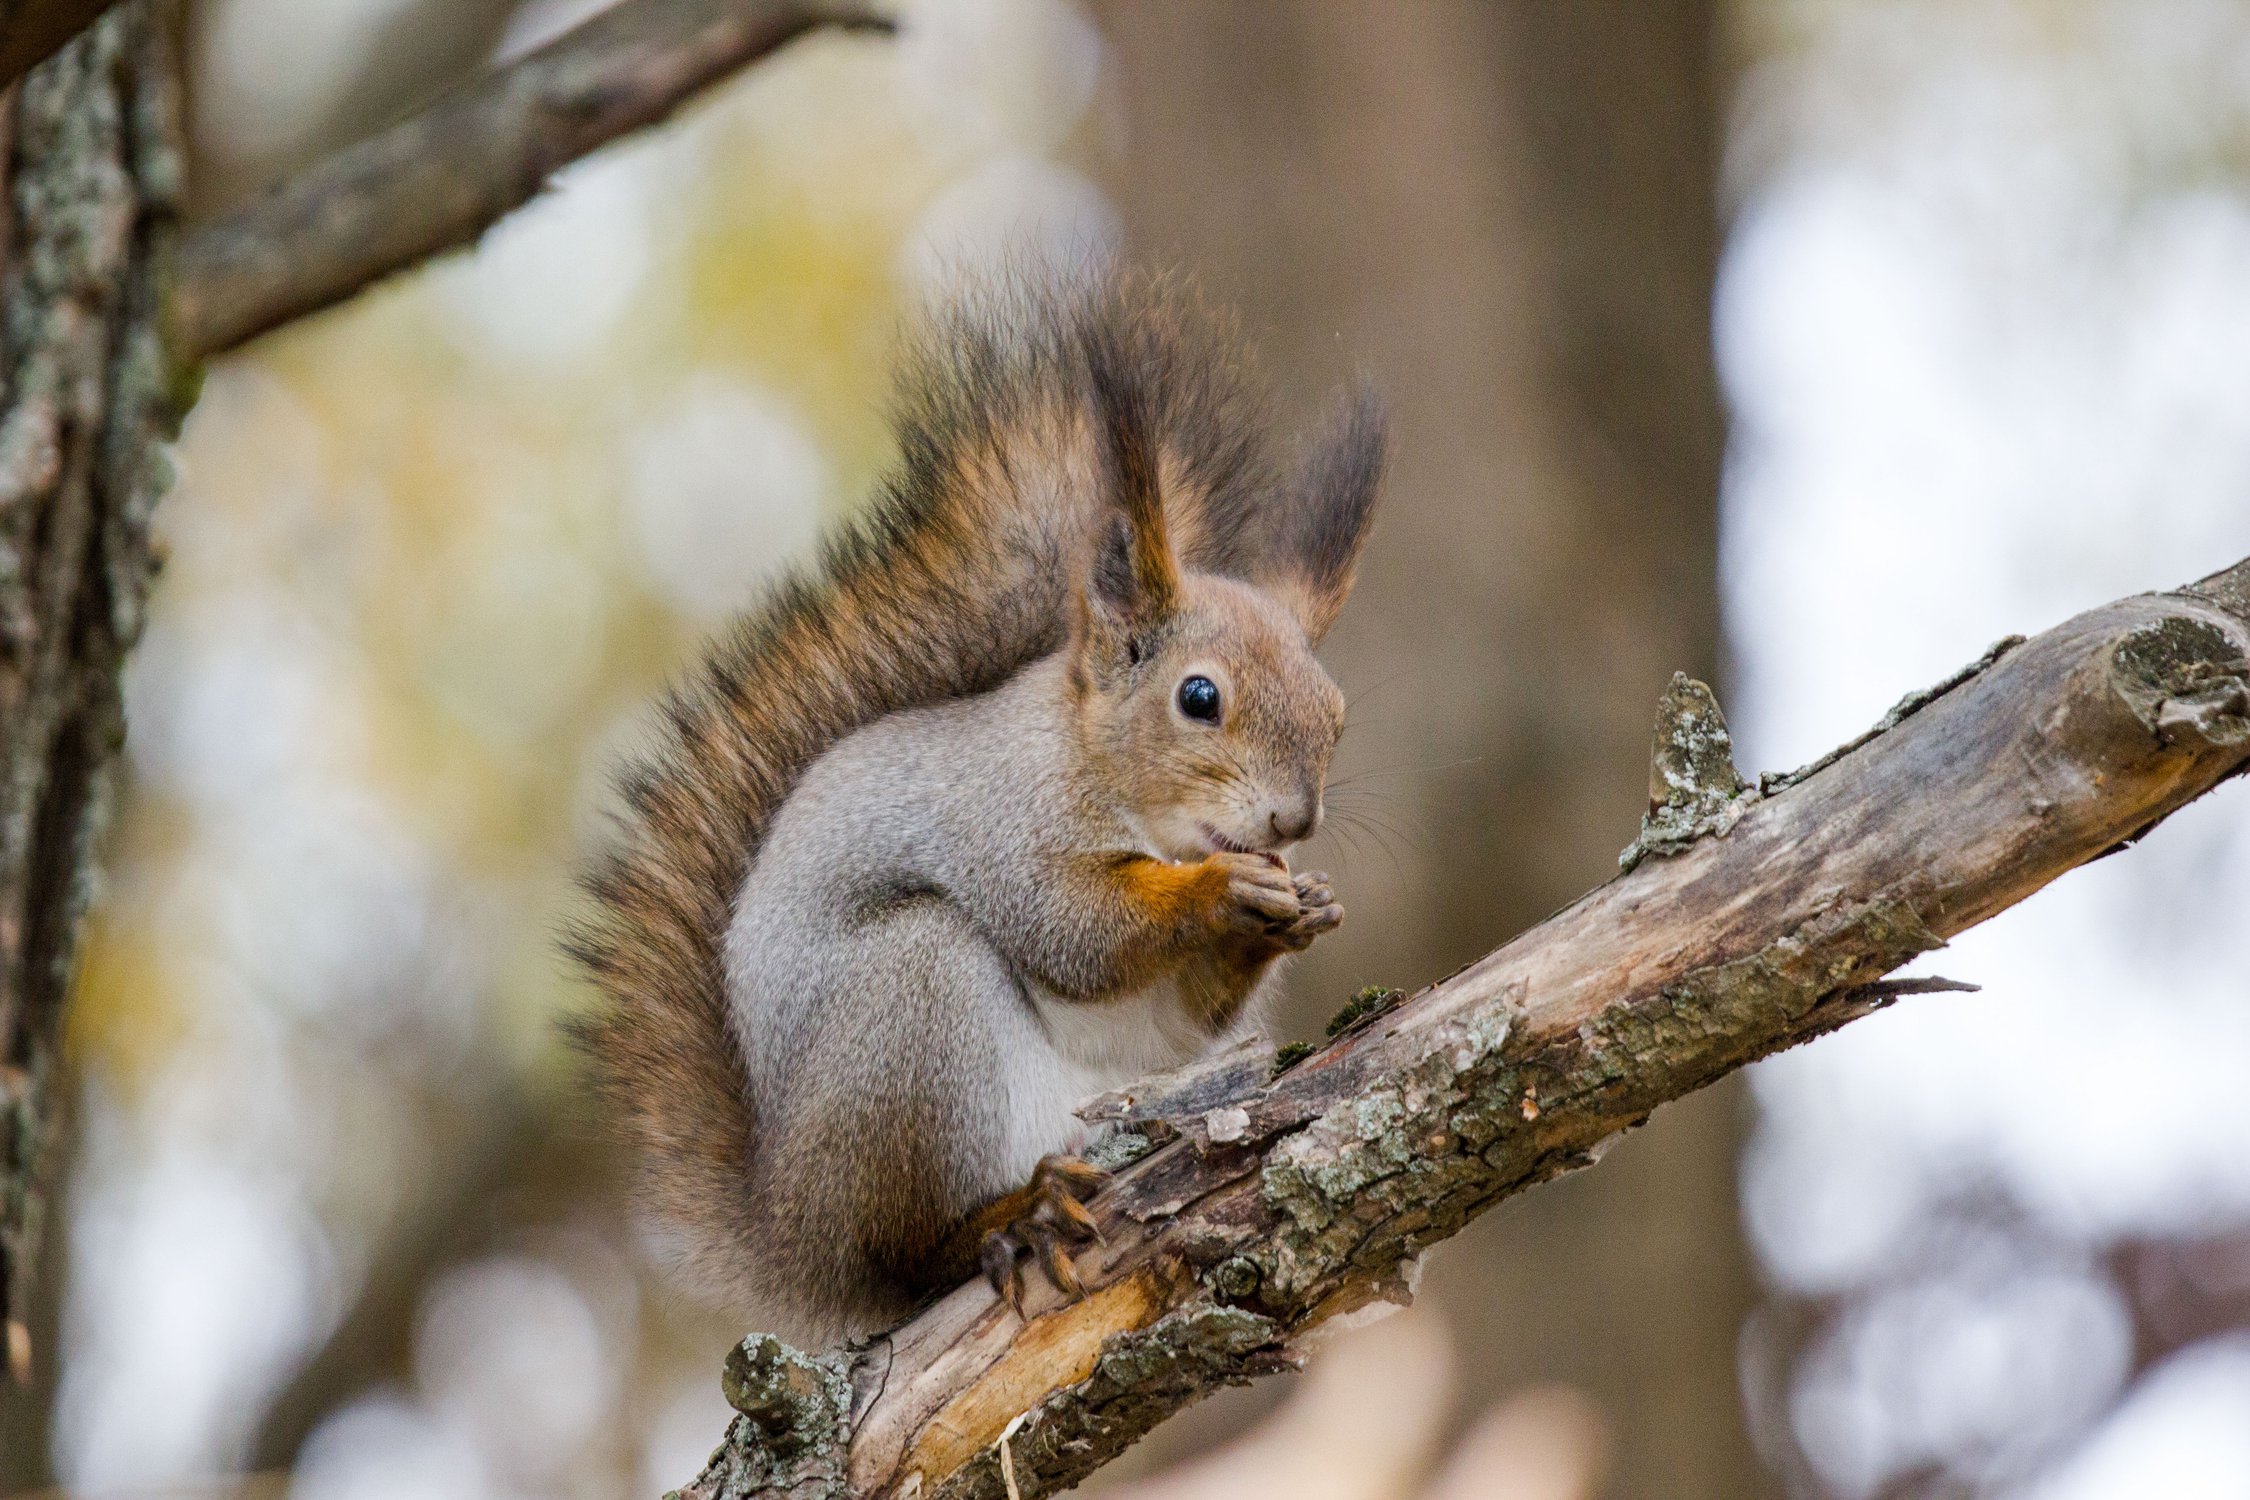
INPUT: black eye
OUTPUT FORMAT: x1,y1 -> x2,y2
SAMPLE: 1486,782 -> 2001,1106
1177,674 -> 1221,722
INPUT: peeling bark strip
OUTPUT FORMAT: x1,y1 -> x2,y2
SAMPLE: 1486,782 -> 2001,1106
0,0 -> 188,1379
677,556 -> 2250,1500
171,0 -> 893,358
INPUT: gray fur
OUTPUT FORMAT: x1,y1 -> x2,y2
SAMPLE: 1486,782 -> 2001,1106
572,272 -> 1383,1345
725,654 -> 1278,1344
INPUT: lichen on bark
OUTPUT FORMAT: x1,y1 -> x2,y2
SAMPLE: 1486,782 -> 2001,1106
2108,615 -> 2250,747
675,1337 -> 856,1500
1242,896 -> 1942,1323
925,1305 -> 1285,1500
1618,672 -> 1749,870
0,0 -> 189,1380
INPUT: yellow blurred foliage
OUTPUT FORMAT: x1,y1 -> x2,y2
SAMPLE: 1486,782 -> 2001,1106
69,16 -> 1097,1104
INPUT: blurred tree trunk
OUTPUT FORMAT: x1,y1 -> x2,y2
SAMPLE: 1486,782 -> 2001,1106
0,1 -> 188,1484
1088,3 -> 1766,1495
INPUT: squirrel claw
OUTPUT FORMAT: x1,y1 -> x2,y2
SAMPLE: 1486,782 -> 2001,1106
1277,900 -> 1343,951
1040,1154 -> 1109,1200
979,1153 -> 1109,1317
1031,1221 -> 1087,1300
1270,870 -> 1342,951
982,1231 -> 1028,1315
1049,1192 -> 1101,1244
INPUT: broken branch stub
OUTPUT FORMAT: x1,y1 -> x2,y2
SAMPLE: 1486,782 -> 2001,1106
1619,671 -> 1749,871
673,557 -> 2250,1500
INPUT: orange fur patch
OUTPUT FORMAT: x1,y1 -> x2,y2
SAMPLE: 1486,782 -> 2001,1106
1108,854 -> 1230,930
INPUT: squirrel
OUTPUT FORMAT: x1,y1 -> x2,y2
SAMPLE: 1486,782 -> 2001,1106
570,273 -> 1385,1346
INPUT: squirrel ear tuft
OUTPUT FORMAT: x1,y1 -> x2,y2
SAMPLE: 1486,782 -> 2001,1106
1082,332 -> 1181,644
1261,384 -> 1386,643
1087,510 -> 1169,635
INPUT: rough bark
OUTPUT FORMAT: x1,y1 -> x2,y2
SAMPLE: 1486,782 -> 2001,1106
673,554 -> 2250,1500
0,0 -> 187,1396
171,0 -> 891,358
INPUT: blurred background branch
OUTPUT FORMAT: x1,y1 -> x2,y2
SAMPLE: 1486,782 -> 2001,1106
0,1 -> 124,90
182,0 -> 529,218
172,0 -> 894,356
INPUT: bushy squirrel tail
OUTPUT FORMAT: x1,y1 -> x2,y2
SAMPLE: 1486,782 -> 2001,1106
566,272 -> 1277,1309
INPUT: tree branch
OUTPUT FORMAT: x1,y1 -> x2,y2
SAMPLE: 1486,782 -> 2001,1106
171,0 -> 893,358
678,556 -> 2250,1500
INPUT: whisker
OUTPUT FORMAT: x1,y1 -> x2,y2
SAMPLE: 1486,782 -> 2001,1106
1319,806 -> 1420,879
1324,755 -> 1487,792
1325,789 -> 1420,833
1307,806 -> 1373,859
1349,804 -> 1429,844
1337,806 -> 1429,861
1324,785 -> 1408,816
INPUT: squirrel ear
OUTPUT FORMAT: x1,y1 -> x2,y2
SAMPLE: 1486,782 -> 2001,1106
1082,335 -> 1181,648
1257,384 -> 1386,644
1083,513 -> 1167,672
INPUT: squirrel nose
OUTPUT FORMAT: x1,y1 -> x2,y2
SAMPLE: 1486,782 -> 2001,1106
1269,803 -> 1317,844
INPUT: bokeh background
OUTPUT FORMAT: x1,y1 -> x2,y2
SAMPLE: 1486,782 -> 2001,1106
5,1 -> 2250,1496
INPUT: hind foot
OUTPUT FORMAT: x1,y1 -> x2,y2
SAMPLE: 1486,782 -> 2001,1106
978,1154 -> 1108,1316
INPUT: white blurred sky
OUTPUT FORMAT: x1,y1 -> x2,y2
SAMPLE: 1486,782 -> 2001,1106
1722,1 -> 2250,1495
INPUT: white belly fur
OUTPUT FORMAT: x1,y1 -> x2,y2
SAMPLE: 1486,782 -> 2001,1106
1003,978 -> 1236,1181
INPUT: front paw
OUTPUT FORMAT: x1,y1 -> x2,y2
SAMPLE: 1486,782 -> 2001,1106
1211,850 -> 1301,937
1272,870 -> 1343,952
